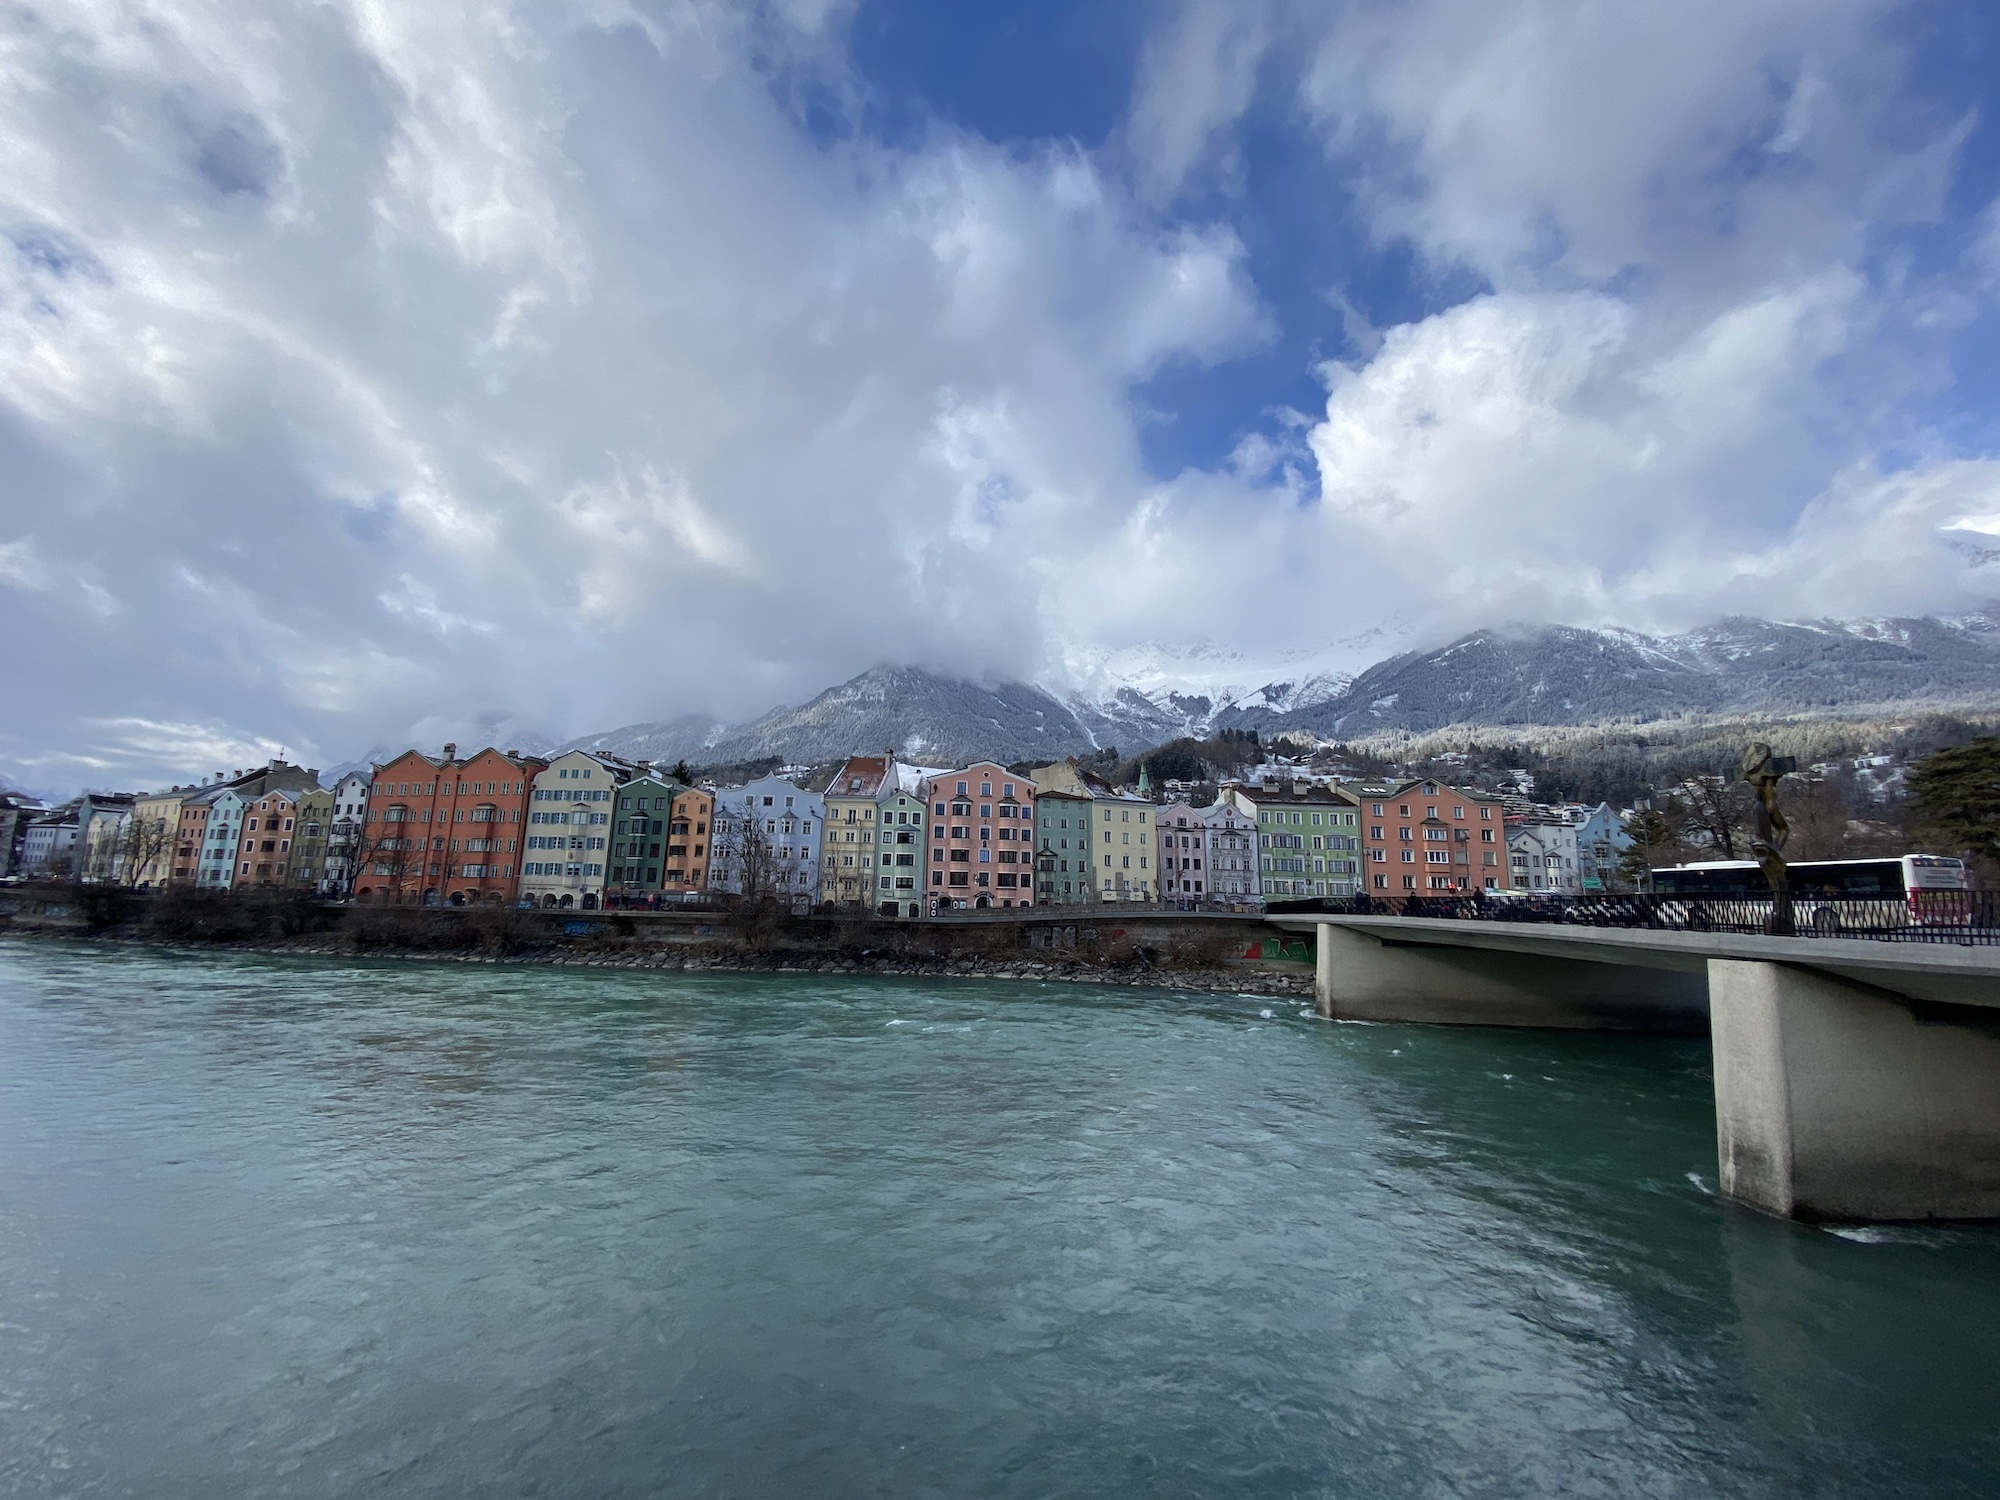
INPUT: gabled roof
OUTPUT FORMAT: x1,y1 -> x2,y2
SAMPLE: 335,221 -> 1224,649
827,755 -> 893,799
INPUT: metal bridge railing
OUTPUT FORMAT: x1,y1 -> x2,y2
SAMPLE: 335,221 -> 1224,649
1265,890 -> 2000,945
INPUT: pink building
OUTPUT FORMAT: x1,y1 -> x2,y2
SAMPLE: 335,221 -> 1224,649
923,762 -> 1035,910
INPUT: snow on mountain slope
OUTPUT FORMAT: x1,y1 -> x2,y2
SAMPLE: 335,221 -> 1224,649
541,609 -> 2000,772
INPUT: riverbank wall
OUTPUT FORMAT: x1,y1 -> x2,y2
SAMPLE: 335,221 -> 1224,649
0,884 -> 1315,999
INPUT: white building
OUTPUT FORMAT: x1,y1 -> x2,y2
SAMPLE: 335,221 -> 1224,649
79,805 -> 132,882
709,777 -> 825,911
323,771 -> 372,896
1155,802 -> 1210,906
19,805 -> 80,878
520,752 -> 631,908
1200,799 -> 1260,907
1507,815 -> 1581,894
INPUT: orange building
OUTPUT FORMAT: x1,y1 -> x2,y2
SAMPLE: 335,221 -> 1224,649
355,743 -> 547,906
236,789 -> 301,885
171,793 -> 214,886
661,785 -> 713,896
1344,779 -> 1505,893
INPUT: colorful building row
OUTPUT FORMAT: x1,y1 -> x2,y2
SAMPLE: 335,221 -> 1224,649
7,740 -> 1632,914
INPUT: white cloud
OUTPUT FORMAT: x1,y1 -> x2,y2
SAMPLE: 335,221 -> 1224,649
0,0 -> 1268,790
0,0 -> 1992,796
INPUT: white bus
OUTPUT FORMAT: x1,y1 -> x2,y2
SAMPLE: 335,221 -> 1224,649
1649,855 -> 1971,932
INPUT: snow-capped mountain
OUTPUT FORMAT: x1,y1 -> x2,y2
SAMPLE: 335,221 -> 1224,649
1269,612 -> 2000,737
1049,637 -> 1367,744
540,610 -> 2000,772
562,714 -> 732,768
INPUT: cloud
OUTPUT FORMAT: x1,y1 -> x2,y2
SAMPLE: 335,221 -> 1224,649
0,0 -> 1994,796
0,0 -> 1265,790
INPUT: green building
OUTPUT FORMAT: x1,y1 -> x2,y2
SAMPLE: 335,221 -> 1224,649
1223,782 -> 1364,901
1033,790 -> 1094,905
607,774 -> 684,900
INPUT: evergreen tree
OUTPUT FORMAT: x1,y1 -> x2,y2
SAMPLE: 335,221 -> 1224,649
1910,738 -> 2000,865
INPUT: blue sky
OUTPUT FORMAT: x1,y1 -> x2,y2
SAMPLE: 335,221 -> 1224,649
4,0 -> 2000,791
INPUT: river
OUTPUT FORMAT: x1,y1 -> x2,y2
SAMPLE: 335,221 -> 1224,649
1,940 -> 1996,1497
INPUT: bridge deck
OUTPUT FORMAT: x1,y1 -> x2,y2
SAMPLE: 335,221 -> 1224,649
1268,915 -> 2000,1011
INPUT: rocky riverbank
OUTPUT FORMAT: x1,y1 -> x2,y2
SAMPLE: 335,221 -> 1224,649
2,884 -> 1319,1003
208,933 -> 1320,1000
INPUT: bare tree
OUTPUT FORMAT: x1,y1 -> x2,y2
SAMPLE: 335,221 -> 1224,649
349,823 -> 424,903
324,814 -> 367,897
737,814 -> 779,908
116,814 -> 175,888
1782,769 -> 1862,862
1668,774 -> 1752,860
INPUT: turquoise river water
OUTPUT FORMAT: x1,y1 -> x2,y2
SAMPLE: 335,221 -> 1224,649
1,939 -> 1997,1497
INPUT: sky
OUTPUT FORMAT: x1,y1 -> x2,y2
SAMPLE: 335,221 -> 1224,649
5,0 -> 2000,794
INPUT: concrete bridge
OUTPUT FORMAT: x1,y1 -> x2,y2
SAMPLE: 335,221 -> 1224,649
1268,914 -> 2000,1225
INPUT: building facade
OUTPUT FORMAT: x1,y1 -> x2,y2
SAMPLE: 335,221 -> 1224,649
1090,792 -> 1157,902
360,745 -> 545,906
520,751 -> 631,909
125,790 -> 189,888
1200,799 -> 1259,906
1155,802 -> 1210,906
604,775 -> 715,903
1032,790 -> 1094,905
606,774 -> 683,903
1507,814 -> 1582,894
19,806 -> 80,878
1571,802 -> 1633,892
77,798 -> 134,883
194,789 -> 247,888
1351,780 -> 1504,894
1232,782 -> 1362,901
925,762 -> 1036,909
820,756 -> 896,908
324,772 -> 372,896
873,777 -> 928,918
235,789 -> 302,886
660,785 -> 713,899
708,777 -> 824,910
0,793 -> 45,876
288,788 -> 334,890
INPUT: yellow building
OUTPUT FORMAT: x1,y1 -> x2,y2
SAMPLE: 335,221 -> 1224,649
818,755 -> 894,908
126,789 -> 190,888
288,788 -> 335,890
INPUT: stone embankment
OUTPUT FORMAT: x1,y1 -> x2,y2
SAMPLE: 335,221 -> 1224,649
211,936 -> 1317,1000
0,885 -> 1317,1002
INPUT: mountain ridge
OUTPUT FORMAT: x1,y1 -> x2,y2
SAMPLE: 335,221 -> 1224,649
547,609 -> 2000,770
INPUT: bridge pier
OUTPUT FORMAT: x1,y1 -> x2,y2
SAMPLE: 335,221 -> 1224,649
1709,959 -> 2000,1221
1313,922 -> 1708,1032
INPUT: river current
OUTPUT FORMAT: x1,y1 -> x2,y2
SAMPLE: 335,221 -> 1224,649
2,940 -> 1997,1498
